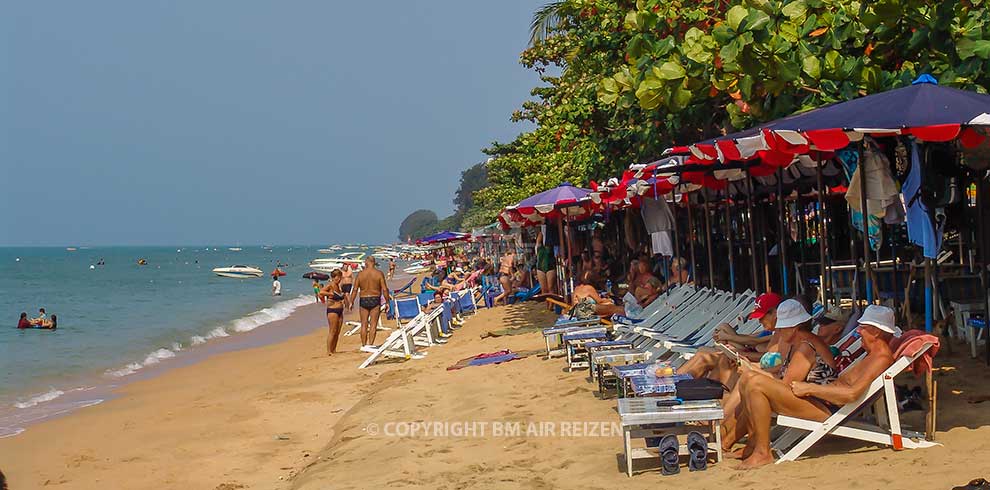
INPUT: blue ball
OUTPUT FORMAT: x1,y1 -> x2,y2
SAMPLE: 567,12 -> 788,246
760,351 -> 783,370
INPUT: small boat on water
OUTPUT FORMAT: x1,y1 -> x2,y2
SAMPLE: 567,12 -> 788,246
228,247 -> 243,252
212,265 -> 264,278
66,247 -> 77,251
403,260 -> 433,274
309,252 -> 365,273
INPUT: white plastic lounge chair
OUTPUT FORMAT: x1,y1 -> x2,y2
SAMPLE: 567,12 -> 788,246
773,341 -> 939,462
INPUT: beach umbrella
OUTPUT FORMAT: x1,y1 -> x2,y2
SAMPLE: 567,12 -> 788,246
499,182 -> 596,228
302,272 -> 329,280
416,231 -> 471,245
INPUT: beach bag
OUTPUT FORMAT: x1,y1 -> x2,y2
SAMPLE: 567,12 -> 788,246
675,378 -> 726,401
920,143 -> 963,209
569,298 -> 597,320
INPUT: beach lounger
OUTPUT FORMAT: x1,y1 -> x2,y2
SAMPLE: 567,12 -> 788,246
391,278 -> 416,296
344,303 -> 392,337
510,284 -> 541,303
357,308 -> 445,369
392,297 -> 444,346
772,341 -> 939,463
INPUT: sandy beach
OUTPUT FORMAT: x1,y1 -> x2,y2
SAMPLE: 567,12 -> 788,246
2,301 -> 989,489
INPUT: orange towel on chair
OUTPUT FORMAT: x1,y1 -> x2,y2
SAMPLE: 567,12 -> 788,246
889,330 -> 940,377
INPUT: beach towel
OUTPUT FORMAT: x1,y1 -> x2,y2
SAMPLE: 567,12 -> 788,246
447,350 -> 523,370
890,330 -> 941,376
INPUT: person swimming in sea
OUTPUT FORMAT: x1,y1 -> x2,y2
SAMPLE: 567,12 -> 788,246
17,312 -> 32,329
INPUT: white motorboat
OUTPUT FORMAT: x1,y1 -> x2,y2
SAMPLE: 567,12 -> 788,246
227,247 -> 243,252
403,260 -> 433,274
308,252 -> 366,272
212,265 -> 264,278
318,245 -> 343,254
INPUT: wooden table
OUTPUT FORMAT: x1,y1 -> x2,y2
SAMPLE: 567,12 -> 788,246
617,398 -> 724,477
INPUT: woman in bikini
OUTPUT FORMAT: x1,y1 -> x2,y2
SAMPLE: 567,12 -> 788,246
318,269 -> 346,356
493,250 -> 515,305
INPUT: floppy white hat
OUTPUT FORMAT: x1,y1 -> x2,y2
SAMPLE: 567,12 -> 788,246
857,305 -> 902,336
775,299 -> 811,329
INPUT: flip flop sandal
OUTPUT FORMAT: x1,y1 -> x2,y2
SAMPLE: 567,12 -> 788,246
659,434 -> 680,476
953,478 -> 990,490
687,431 -> 708,472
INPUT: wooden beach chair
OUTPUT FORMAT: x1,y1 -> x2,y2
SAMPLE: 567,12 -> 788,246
357,307 -> 444,369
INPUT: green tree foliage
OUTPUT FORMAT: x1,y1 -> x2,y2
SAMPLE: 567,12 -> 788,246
601,0 -> 990,136
474,1 -> 667,226
453,162 -> 489,214
398,209 -> 438,241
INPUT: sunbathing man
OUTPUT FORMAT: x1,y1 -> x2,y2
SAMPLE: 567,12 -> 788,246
348,256 -> 391,351
734,305 -> 900,468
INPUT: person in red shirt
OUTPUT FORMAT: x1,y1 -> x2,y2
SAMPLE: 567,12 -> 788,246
17,312 -> 32,329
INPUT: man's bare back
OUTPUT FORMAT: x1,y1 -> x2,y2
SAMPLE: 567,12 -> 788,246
355,267 -> 387,300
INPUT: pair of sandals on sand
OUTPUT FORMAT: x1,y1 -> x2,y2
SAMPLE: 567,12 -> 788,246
646,432 -> 708,475
955,479 -> 990,490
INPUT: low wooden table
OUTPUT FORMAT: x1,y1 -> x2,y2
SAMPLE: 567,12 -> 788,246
617,398 -> 724,477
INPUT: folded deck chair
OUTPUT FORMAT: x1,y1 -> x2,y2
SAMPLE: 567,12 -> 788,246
391,278 -> 416,296
357,307 -> 445,369
392,297 -> 443,346
773,341 -> 939,463
344,303 -> 392,337
510,284 -> 541,303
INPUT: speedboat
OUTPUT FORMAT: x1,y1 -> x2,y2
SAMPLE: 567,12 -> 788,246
308,252 -> 366,272
212,265 -> 264,278
228,247 -> 243,252
403,260 -> 433,274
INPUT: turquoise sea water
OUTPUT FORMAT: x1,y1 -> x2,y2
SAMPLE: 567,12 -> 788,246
0,245 -> 371,437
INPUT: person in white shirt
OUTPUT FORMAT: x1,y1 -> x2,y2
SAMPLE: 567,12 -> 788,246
272,278 -> 282,296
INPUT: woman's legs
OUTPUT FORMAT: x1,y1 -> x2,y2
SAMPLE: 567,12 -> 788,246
546,269 -> 557,296
327,312 -> 342,355
536,270 -> 547,296
737,373 -> 831,469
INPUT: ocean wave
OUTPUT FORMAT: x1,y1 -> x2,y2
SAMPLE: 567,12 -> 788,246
106,295 -> 314,378
230,295 -> 314,332
14,388 -> 65,409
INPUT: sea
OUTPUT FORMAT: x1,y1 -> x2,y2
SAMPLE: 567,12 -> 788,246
0,245 -> 382,438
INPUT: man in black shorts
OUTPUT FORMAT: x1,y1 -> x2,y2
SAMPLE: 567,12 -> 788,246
348,256 -> 391,351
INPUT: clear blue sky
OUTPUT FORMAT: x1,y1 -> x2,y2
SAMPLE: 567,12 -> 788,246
2,1 -> 541,246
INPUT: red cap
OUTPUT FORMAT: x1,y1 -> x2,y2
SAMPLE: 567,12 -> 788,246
749,293 -> 783,320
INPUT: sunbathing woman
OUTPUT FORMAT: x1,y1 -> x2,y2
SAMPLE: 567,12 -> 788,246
733,305 -> 899,468
719,300 -> 836,455
318,270 -> 346,356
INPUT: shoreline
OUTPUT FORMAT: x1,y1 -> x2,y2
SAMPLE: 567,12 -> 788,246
3,299 -> 990,489
0,271 -> 414,440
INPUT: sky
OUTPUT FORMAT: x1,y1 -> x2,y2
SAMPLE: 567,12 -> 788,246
1,1 -> 542,246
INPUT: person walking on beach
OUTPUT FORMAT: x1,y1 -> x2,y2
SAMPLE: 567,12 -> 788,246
272,276 -> 282,296
312,279 -> 323,303
387,258 -> 396,280
348,256 -> 391,350
318,269 -> 346,356
493,250 -> 515,305
340,264 -> 355,304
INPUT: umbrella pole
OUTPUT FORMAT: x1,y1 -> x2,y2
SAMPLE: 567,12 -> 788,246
816,158 -> 829,306
725,194 -> 737,294
687,196 -> 698,285
858,145 -> 875,305
797,198 -> 807,296
746,170 -> 759,292
925,257 -> 933,333
777,168 -> 789,296
557,217 -> 567,300
704,195 -> 715,289
671,197 -> 680,277
979,174 -> 990,364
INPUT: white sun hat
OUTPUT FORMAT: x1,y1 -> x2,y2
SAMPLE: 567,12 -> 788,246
857,305 -> 902,337
775,299 -> 811,329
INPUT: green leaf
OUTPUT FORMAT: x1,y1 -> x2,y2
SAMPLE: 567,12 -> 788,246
653,61 -> 686,80
824,50 -> 841,74
782,0 -> 807,20
779,22 -> 800,44
624,11 -> 640,30
727,5 -> 749,31
802,55 -> 821,79
778,59 -> 802,82
957,39 -> 990,60
739,75 -> 756,98
669,86 -> 693,111
682,27 -> 715,64
635,84 -> 664,109
712,25 -> 736,44
628,35 -> 648,60
720,40 -> 741,64
744,10 -> 772,31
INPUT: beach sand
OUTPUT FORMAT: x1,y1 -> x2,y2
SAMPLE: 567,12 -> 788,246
2,302 -> 989,489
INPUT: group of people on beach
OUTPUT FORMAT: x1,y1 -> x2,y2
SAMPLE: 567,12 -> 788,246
314,257 -> 391,357
16,308 -> 56,330
678,292 -> 904,468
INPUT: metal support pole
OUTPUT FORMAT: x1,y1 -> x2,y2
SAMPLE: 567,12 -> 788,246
978,174 -> 990,363
725,195 -> 737,294
704,196 -> 715,289
858,146 -> 874,304
687,197 -> 697,285
746,170 -> 759,292
815,158 -> 829,306
777,168 -> 789,296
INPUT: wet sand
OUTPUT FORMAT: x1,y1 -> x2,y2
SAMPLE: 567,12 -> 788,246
2,302 -> 989,489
